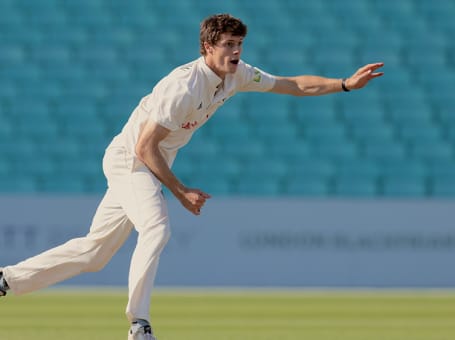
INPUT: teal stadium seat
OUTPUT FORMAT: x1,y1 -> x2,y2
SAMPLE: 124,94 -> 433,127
242,158 -> 289,179
431,177 -> 455,197
293,96 -> 337,124
0,159 -> 10,178
335,159 -> 380,197
379,160 -> 427,197
233,175 -> 282,196
284,175 -> 330,196
363,139 -> 407,163
40,176 -> 88,193
349,122 -> 396,147
428,161 -> 455,197
334,175 -> 378,197
288,158 -> 335,180
382,176 -> 427,197
337,159 -> 381,179
0,177 -> 38,193
267,138 -> 311,161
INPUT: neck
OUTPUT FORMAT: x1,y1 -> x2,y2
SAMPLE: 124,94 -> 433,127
203,56 -> 226,80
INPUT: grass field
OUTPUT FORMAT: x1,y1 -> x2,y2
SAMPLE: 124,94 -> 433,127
1,288 -> 455,340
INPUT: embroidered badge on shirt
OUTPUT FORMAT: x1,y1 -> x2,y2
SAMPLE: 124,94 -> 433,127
253,69 -> 262,82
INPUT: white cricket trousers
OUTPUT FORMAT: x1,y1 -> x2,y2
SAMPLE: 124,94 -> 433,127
3,146 -> 171,322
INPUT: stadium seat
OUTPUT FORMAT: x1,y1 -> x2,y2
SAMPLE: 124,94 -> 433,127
0,176 -> 38,193
220,137 -> 265,160
86,176 -> 108,193
293,96 -> 337,124
288,158 -> 335,179
252,122 -> 299,141
267,139 -> 311,160
430,176 -> 455,197
242,158 -> 289,178
334,175 -> 378,197
56,157 -> 103,179
212,121 -> 251,144
181,134 -> 220,159
233,175 -> 282,196
427,160 -> 455,196
0,140 -> 36,162
348,122 -> 396,146
304,124 -> 347,144
0,44 -> 25,65
17,120 -> 59,142
189,173 -> 233,196
405,44 -> 447,69
311,140 -> 359,161
417,68 -> 455,93
284,175 -> 330,196
0,159 -> 10,177
410,140 -> 454,162
0,63 -> 42,82
40,176 -> 88,193
382,175 -> 427,197
245,93 -> 293,122
374,66 -> 412,92
380,159 -> 427,180
340,105 -> 386,127
12,157 -> 56,178
363,139 -> 407,163
337,159 -> 381,179
36,139 -> 81,161
0,120 -> 12,140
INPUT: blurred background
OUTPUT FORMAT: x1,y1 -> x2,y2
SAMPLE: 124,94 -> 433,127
0,0 -> 454,197
0,0 -> 455,288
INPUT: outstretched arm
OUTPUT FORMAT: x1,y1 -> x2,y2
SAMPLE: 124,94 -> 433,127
269,62 -> 384,96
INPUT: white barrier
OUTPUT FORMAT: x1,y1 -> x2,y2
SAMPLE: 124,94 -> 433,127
1,196 -> 455,287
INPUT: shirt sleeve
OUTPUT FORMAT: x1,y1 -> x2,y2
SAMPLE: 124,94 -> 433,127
236,60 -> 276,92
144,79 -> 193,132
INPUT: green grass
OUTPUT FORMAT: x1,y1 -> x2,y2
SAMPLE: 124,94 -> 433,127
1,289 -> 455,340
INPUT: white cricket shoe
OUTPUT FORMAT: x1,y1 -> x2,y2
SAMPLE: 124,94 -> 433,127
0,271 -> 8,296
128,322 -> 157,340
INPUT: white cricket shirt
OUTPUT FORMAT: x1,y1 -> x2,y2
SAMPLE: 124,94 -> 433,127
108,57 -> 276,167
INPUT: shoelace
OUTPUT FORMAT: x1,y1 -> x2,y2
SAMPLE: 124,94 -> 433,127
130,323 -> 156,340
143,325 -> 151,333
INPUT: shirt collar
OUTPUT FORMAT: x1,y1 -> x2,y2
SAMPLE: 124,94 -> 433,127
199,57 -> 224,90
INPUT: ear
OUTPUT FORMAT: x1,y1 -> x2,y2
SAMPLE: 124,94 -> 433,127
203,41 -> 213,54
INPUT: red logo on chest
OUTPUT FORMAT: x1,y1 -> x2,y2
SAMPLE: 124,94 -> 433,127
181,121 -> 198,129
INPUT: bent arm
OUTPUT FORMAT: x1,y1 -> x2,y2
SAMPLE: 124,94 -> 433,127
135,121 -> 184,196
269,62 -> 384,96
135,120 -> 210,215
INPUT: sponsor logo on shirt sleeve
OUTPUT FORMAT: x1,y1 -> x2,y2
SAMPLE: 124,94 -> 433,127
253,69 -> 262,82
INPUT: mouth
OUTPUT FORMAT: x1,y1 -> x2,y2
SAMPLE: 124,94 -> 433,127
230,59 -> 239,65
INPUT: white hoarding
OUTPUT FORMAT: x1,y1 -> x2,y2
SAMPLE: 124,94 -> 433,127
1,196 -> 455,287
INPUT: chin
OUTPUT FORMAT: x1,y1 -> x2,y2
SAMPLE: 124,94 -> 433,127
228,65 -> 239,73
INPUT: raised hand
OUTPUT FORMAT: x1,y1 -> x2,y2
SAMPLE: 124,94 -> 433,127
345,62 -> 384,90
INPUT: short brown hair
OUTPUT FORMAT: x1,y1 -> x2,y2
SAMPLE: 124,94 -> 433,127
199,14 -> 247,55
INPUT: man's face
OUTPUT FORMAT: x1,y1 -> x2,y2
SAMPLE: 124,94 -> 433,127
204,33 -> 243,79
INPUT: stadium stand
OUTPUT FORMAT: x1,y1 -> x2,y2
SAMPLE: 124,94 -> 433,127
0,0 -> 454,197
